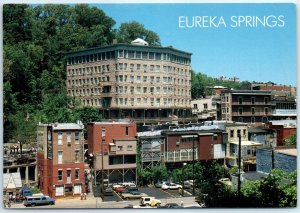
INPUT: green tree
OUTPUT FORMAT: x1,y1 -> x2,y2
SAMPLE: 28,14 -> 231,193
151,165 -> 169,183
283,134 -> 297,147
116,21 -> 161,46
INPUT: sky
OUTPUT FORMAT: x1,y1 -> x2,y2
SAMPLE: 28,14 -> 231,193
95,3 -> 296,86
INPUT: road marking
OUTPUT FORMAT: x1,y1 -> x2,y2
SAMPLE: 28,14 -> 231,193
159,189 -> 176,198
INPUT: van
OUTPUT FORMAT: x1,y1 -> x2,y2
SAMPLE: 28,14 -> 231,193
122,182 -> 136,188
140,197 -> 161,206
24,196 -> 55,207
20,186 -> 32,199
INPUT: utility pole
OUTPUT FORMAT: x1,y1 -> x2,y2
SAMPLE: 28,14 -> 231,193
192,136 -> 195,196
237,133 -> 241,201
182,162 -> 187,197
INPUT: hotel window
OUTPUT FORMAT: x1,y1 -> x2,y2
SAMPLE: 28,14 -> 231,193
125,127 -> 129,135
119,63 -> 123,70
251,107 -> 255,115
156,98 -> 160,106
149,52 -> 155,60
142,52 -> 148,59
123,63 -> 127,70
58,132 -> 63,145
204,103 -> 208,109
150,87 -> 154,94
137,87 -> 141,94
264,97 -> 269,104
156,77 -> 160,83
137,98 -> 141,104
150,65 -> 154,72
238,117 -> 243,122
117,146 -> 123,151
156,87 -> 160,94
238,107 -> 242,115
143,76 -> 147,82
130,76 -> 134,83
163,77 -> 167,83
164,98 -> 167,106
130,64 -> 134,71
143,98 -> 147,105
130,98 -> 134,106
58,170 -> 63,181
163,87 -> 167,94
67,132 -> 71,143
251,97 -> 255,104
75,150 -> 80,162
237,130 -> 241,137
156,65 -> 160,72
251,117 -> 255,123
137,64 -> 141,71
265,107 -> 269,115
130,87 -> 134,94
136,51 -> 141,59
150,76 -> 154,83
243,129 -> 246,136
143,65 -> 147,72
238,97 -> 243,104
143,87 -> 147,93
75,169 -> 80,179
128,51 -> 135,59
137,76 -> 141,83
102,127 -> 106,137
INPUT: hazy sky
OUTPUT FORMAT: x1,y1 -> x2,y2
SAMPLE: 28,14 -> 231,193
96,3 -> 296,86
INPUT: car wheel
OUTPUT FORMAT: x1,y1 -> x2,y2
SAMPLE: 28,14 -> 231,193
31,203 -> 36,206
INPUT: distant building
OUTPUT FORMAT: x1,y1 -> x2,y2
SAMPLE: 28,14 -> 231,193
37,122 -> 85,198
218,76 -> 240,82
137,131 -> 164,170
191,97 -> 217,121
220,90 -> 272,123
65,39 -> 193,126
248,127 -> 277,147
87,121 -> 137,184
252,82 -> 296,97
267,120 -> 297,146
271,95 -> 297,120
256,147 -> 297,173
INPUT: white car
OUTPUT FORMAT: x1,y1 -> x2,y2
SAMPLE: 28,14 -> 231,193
161,183 -> 182,190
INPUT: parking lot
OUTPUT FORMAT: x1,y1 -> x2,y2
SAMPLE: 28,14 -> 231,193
99,186 -> 193,202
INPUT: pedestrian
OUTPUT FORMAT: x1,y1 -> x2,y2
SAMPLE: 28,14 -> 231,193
9,194 -> 12,202
181,200 -> 183,207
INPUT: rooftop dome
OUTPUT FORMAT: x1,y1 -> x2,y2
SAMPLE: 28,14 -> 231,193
131,38 -> 149,46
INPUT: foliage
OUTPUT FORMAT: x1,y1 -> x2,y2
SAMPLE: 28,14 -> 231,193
151,165 -> 169,183
116,21 -> 161,46
240,169 -> 297,207
191,70 -> 251,98
30,186 -> 41,194
3,4 -> 159,144
283,134 -> 297,147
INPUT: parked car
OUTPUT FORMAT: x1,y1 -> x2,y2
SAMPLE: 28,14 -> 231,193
161,183 -> 182,190
114,186 -> 126,193
121,187 -> 139,194
140,197 -> 162,206
24,196 -> 55,207
101,186 -> 113,196
20,186 -> 32,199
121,191 -> 148,200
159,203 -> 182,208
122,182 -> 136,188
183,181 -> 192,189
112,184 -> 123,189
154,181 -> 167,188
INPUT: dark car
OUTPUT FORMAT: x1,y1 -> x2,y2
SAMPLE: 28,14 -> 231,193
121,187 -> 139,194
101,186 -> 113,196
159,203 -> 183,208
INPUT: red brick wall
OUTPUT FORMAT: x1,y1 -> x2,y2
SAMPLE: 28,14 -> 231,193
37,152 -> 48,195
269,124 -> 296,146
88,122 -> 137,154
164,133 -> 222,160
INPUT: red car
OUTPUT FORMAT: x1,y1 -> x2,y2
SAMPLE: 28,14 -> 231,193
114,186 -> 125,193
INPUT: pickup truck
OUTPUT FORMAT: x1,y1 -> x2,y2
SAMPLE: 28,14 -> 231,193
24,196 -> 55,207
121,191 -> 148,200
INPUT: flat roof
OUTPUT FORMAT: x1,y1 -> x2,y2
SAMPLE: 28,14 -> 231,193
222,90 -> 272,95
66,43 -> 192,58
276,148 -> 297,157
90,121 -> 135,125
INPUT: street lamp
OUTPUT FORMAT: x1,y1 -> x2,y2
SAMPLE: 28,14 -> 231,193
182,162 -> 187,197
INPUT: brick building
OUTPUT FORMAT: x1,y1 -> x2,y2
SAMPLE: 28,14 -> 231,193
65,39 -> 193,126
267,120 -> 297,146
87,121 -> 137,184
37,122 -> 85,198
220,90 -> 272,123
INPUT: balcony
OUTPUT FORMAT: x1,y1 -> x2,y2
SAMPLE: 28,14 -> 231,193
232,102 -> 271,106
272,109 -> 297,115
232,112 -> 269,116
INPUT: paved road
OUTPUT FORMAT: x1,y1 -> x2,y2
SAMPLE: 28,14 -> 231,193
9,196 -> 199,209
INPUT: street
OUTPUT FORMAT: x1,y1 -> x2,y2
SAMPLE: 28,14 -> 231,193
9,196 -> 199,209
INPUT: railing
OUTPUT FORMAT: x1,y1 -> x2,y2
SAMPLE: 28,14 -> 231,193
232,112 -> 269,116
232,102 -> 270,105
272,109 -> 297,115
165,148 -> 198,162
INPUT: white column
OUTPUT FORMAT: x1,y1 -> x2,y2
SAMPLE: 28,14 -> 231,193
35,165 -> 38,182
25,166 -> 29,184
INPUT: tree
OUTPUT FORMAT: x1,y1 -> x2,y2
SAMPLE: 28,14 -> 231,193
283,134 -> 296,147
8,110 -> 36,154
116,21 -> 161,46
151,165 -> 168,183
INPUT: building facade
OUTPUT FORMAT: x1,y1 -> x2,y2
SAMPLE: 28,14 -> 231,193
87,121 -> 137,184
191,97 -> 218,121
221,90 -> 272,123
66,39 -> 193,126
37,122 -> 85,198
267,120 -> 297,146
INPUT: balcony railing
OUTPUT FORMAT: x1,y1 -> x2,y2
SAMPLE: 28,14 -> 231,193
232,102 -> 271,105
232,112 -> 269,116
272,109 -> 297,115
165,148 -> 198,162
